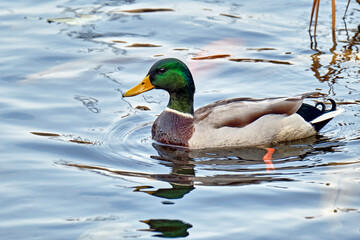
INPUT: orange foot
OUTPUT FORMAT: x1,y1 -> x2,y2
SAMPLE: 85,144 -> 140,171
263,148 -> 275,171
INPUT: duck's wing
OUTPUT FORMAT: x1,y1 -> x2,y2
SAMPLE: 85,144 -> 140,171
194,92 -> 316,128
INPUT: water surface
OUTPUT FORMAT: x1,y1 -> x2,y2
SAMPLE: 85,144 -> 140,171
1,0 -> 360,239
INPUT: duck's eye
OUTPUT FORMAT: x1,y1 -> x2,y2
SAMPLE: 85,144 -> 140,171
157,68 -> 167,74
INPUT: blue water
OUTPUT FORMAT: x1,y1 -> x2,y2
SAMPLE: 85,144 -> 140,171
1,0 -> 360,239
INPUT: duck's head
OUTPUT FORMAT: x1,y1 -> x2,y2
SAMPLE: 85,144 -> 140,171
122,58 -> 195,98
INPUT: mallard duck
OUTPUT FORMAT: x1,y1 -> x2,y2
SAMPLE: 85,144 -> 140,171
122,58 -> 343,149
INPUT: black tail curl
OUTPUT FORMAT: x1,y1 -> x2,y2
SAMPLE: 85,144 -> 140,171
315,99 -> 336,112
297,99 -> 338,132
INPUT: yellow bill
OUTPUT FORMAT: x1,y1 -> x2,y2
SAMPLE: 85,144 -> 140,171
122,75 -> 155,97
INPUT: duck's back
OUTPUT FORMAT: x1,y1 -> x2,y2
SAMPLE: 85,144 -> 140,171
194,95 -> 308,128
189,94 -> 317,148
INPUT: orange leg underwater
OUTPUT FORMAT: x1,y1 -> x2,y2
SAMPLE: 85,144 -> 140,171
263,148 -> 275,171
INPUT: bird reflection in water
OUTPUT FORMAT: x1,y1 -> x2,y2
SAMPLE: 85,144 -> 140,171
62,136 -> 342,201
139,219 -> 192,238
149,143 -> 291,188
62,137 -> 342,238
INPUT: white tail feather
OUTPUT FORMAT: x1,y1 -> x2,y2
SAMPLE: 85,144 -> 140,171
310,108 -> 344,124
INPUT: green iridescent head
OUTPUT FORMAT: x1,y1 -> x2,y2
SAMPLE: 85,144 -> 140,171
147,58 -> 195,94
123,58 -> 195,114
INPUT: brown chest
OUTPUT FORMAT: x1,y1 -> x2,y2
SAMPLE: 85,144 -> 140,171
152,110 -> 195,147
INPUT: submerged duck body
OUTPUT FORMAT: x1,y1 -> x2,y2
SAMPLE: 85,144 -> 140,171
123,58 -> 342,149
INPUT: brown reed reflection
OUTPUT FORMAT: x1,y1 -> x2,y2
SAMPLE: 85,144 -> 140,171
309,0 -> 336,35
309,0 -> 360,36
310,23 -> 360,92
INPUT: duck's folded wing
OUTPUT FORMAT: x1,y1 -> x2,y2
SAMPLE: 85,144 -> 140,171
194,93 -> 316,128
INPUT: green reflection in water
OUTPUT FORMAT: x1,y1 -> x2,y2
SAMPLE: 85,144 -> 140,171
139,219 -> 192,238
